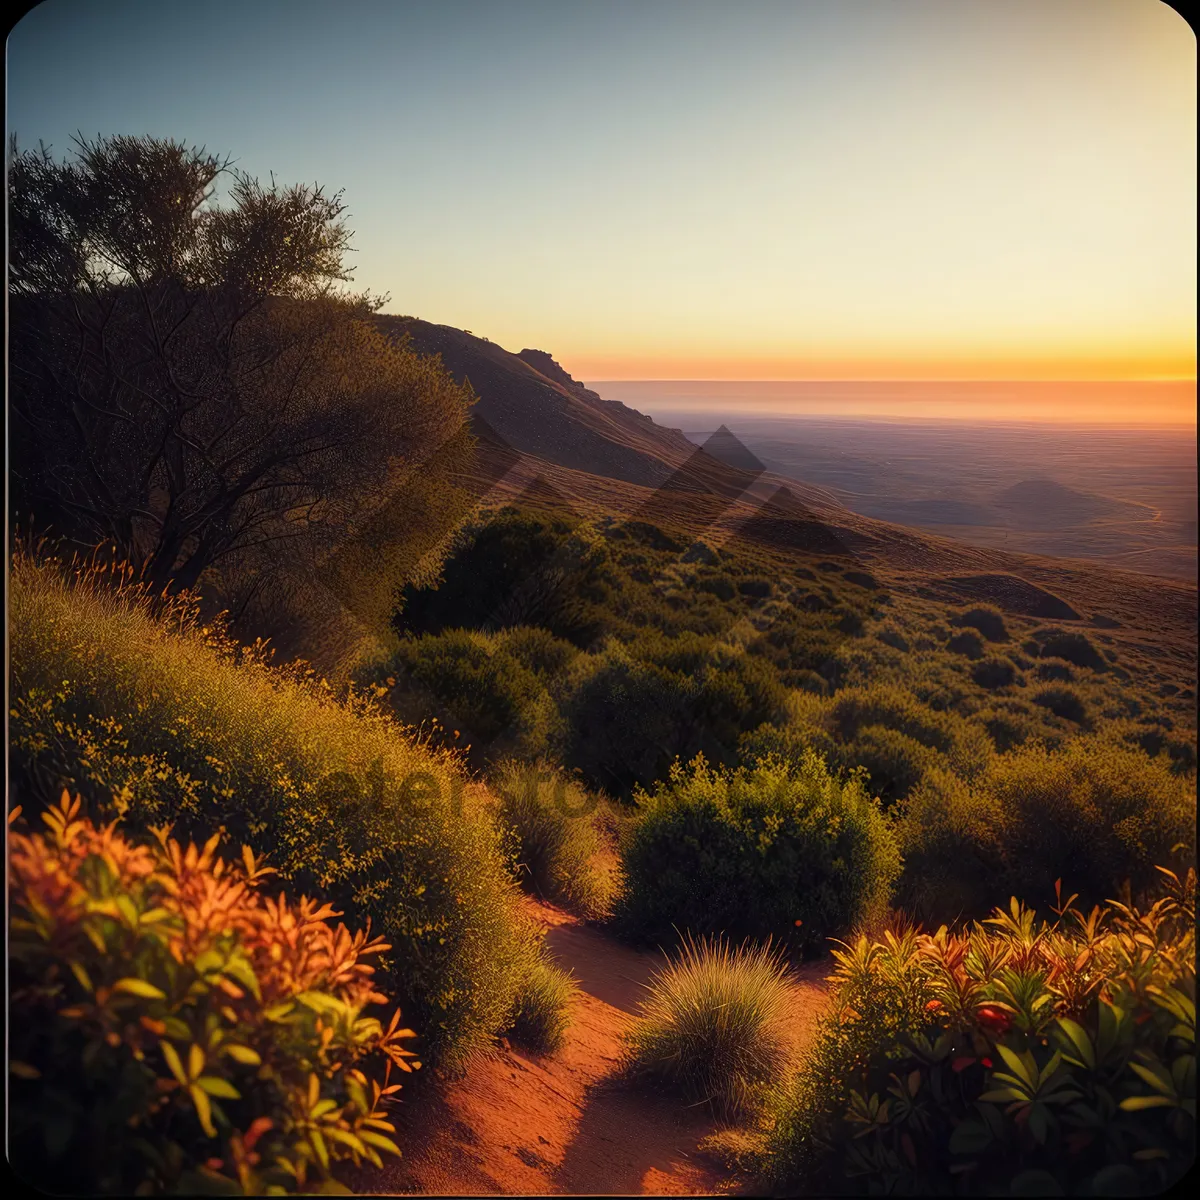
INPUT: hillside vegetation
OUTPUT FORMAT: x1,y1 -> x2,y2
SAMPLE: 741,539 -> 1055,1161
9,550 -> 547,1068
6,134 -> 1195,1196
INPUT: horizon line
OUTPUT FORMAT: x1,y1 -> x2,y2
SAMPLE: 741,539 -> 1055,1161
583,376 -> 1198,384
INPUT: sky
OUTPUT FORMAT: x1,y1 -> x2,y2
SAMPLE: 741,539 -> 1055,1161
6,0 -> 1197,384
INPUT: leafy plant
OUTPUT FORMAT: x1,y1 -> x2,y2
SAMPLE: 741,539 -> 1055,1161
615,752 -> 900,953
8,793 -> 419,1195
9,550 -> 540,1067
767,869 -> 1196,1196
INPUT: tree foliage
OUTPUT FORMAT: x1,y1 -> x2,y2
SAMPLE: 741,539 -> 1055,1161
8,134 -> 473,621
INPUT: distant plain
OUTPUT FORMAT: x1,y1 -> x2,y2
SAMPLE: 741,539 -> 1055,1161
589,383 -> 1197,581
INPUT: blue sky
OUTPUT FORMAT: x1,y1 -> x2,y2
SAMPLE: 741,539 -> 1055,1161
7,0 -> 1196,380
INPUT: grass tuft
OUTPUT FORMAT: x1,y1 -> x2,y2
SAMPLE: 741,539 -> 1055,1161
490,760 -> 615,917
625,934 -> 794,1117
506,955 -> 579,1054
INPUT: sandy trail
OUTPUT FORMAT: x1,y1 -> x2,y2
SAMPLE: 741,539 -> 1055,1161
350,901 -> 832,1196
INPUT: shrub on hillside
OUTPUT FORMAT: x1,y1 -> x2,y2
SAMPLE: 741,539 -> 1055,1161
973,704 -> 1047,753
375,629 -> 560,761
897,741 -> 1196,923
561,637 -> 789,798
946,629 -> 986,659
1113,722 -> 1199,776
971,656 -> 1018,690
740,721 -> 839,773
1035,657 -> 1076,682
950,605 -> 1010,642
396,508 -> 614,646
495,625 -> 579,685
766,871 -> 1196,1196
615,754 -> 900,954
835,724 -> 938,809
507,955 -> 579,1055
9,553 -> 543,1066
1030,628 -> 1108,671
828,685 -> 993,780
1031,683 -> 1089,724
625,936 -> 793,1116
490,760 -> 613,918
8,793 -> 418,1195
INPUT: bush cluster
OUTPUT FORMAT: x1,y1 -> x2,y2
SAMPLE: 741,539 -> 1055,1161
9,793 -> 418,1195
615,753 -> 900,954
9,553 -> 546,1067
767,870 -> 1196,1196
896,741 -> 1196,923
489,760 -> 613,918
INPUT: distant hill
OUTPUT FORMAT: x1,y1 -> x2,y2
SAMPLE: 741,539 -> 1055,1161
993,479 -> 1153,530
372,314 -> 1195,643
376,316 -> 701,490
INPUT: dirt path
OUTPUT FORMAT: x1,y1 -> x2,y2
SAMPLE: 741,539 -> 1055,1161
350,902 -> 832,1196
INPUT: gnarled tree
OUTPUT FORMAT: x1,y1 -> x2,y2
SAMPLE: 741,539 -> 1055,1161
8,135 -> 475,638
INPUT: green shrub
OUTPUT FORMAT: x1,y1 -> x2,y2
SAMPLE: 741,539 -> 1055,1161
951,605 -> 1010,642
1035,657 -> 1076,682
894,770 -> 1009,922
836,725 -> 938,809
495,625 -> 579,683
971,656 -> 1017,690
1030,628 -> 1107,671
974,705 -> 1045,752
8,793 -> 418,1195
9,552 -> 539,1067
1114,722 -> 1199,776
766,871 -> 1196,1196
507,955 -> 578,1055
625,935 -> 793,1117
986,739 -> 1195,911
897,741 -> 1197,923
828,685 -> 993,781
489,760 -> 613,918
396,507 -> 613,646
829,685 -> 958,753
740,721 -> 839,772
375,629 -> 561,761
615,753 -> 900,954
946,629 -> 986,659
561,637 -> 788,798
1031,683 -> 1089,724
560,647 -> 696,797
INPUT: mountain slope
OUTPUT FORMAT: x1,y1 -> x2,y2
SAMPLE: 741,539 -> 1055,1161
376,316 -> 697,489
375,315 -> 1195,645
